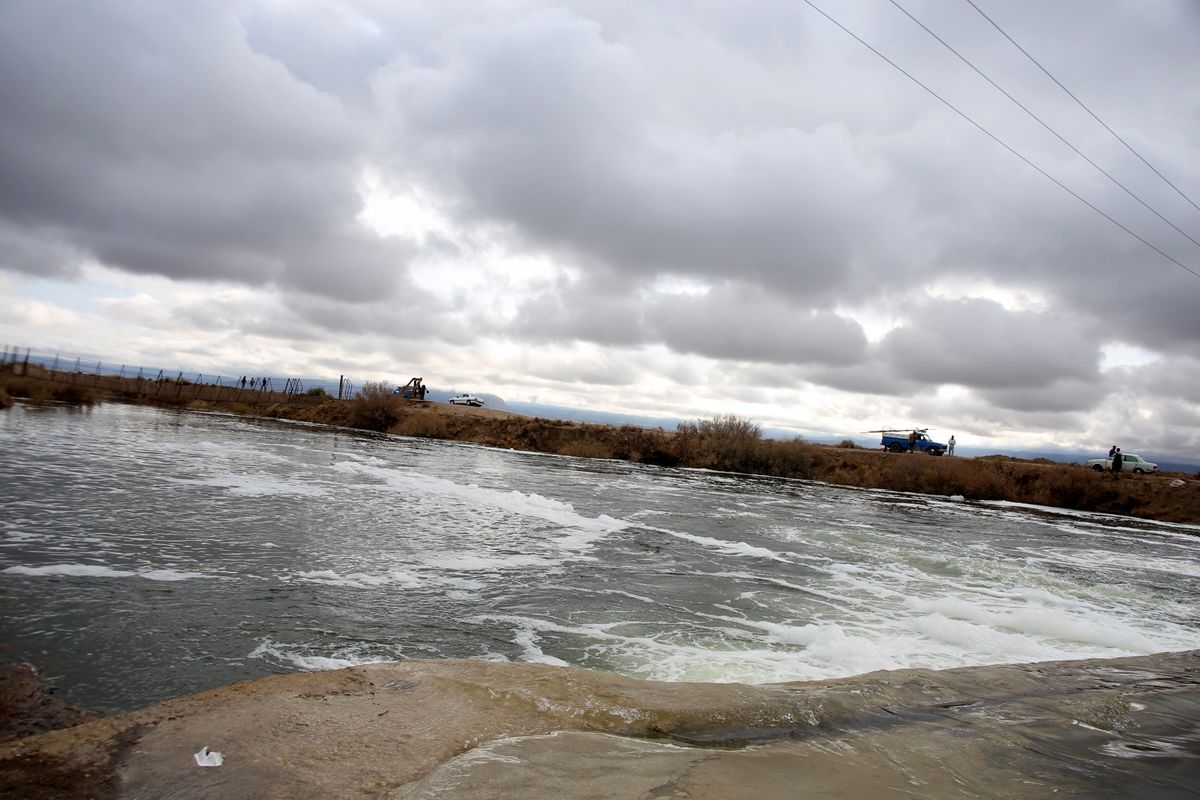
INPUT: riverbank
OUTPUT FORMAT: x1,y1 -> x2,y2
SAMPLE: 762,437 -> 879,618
2,364 -> 1198,524
2,650 -> 1197,799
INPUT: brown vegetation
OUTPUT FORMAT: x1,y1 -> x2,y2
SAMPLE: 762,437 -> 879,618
3,365 -> 1197,525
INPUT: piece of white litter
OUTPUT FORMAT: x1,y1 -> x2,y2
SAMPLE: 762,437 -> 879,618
194,746 -> 224,767
1169,479 -> 1185,487
949,495 -> 965,502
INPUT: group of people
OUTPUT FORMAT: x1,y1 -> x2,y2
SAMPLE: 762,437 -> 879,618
1109,444 -> 1124,477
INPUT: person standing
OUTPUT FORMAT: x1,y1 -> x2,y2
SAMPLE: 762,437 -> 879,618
908,430 -> 917,452
1109,444 -> 1117,458
948,435 -> 956,456
1111,447 -> 1123,479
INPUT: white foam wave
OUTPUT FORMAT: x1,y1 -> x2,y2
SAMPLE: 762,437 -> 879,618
332,461 -> 626,550
1034,548 -> 1200,580
166,474 -> 328,498
292,569 -> 422,588
644,525 -> 788,561
905,595 -> 1164,652
425,554 -> 558,571
2,563 -> 207,581
248,640 -> 391,671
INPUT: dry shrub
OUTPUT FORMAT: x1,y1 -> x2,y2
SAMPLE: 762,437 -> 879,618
677,415 -> 762,472
0,374 -> 99,406
0,388 -> 11,409
610,426 -> 677,466
753,438 -> 817,479
350,381 -> 401,432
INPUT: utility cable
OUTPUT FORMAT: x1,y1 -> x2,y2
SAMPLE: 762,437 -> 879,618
799,0 -> 1200,281
963,0 -> 1200,216
889,0 -> 1200,253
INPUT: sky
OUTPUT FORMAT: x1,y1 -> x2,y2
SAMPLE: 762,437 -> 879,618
2,1 -> 1199,460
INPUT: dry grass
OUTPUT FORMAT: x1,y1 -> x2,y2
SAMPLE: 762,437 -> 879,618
0,373 -> 101,406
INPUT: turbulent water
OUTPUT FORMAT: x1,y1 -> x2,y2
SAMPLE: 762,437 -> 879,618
3,403 -> 1199,716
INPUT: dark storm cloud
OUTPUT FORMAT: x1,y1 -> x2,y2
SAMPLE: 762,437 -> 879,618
359,0 -> 1200,394
0,0 -> 410,301
3,0 -> 1198,427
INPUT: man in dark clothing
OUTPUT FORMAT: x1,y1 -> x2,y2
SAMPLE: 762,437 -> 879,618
1111,448 -> 1123,478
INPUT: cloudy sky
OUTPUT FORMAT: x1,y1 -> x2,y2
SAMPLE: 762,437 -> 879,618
2,0 -> 1199,459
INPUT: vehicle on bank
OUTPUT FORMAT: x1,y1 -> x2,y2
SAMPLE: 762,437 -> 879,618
1086,453 -> 1158,474
870,428 -> 948,455
448,394 -> 484,407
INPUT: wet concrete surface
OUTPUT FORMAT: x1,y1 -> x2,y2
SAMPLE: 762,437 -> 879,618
2,650 -> 1198,798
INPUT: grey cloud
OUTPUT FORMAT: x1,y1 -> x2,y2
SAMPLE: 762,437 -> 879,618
978,377 -> 1103,415
510,278 -> 867,367
646,286 -> 868,366
0,223 -> 85,279
1120,358 -> 1200,405
0,0 -> 408,301
878,299 -> 1101,391
507,276 -> 646,347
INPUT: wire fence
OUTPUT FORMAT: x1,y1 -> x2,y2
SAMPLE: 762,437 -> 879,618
0,345 -> 356,405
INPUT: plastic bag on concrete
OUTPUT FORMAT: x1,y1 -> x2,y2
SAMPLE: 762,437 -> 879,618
194,746 -> 224,767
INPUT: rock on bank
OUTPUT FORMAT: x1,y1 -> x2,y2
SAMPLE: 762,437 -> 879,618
2,651 -> 1198,799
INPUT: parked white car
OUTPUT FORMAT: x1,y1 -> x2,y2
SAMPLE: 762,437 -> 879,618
448,394 -> 484,407
1086,453 -> 1158,474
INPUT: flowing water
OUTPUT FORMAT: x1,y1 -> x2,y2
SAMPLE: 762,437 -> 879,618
2,402 -> 1199,718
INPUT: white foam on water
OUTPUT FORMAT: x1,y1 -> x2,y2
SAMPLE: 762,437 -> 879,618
2,563 -> 207,581
1030,548 -> 1200,580
287,568 -> 486,592
642,525 -> 788,562
424,553 -> 559,571
714,506 -> 764,518
332,460 -> 627,551
166,474 -> 328,498
904,595 -> 1174,654
248,639 -> 391,671
292,569 -> 422,589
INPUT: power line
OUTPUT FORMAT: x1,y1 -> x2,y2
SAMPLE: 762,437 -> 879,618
888,0 -> 1200,254
799,0 -> 1200,282
963,0 -> 1200,217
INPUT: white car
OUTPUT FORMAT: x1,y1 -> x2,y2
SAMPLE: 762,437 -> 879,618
448,394 -> 484,407
1086,453 -> 1158,474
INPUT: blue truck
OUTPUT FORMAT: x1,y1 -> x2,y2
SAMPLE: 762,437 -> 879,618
875,429 -> 948,456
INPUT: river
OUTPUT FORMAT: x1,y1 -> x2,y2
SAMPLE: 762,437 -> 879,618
3,401 -> 1198,721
